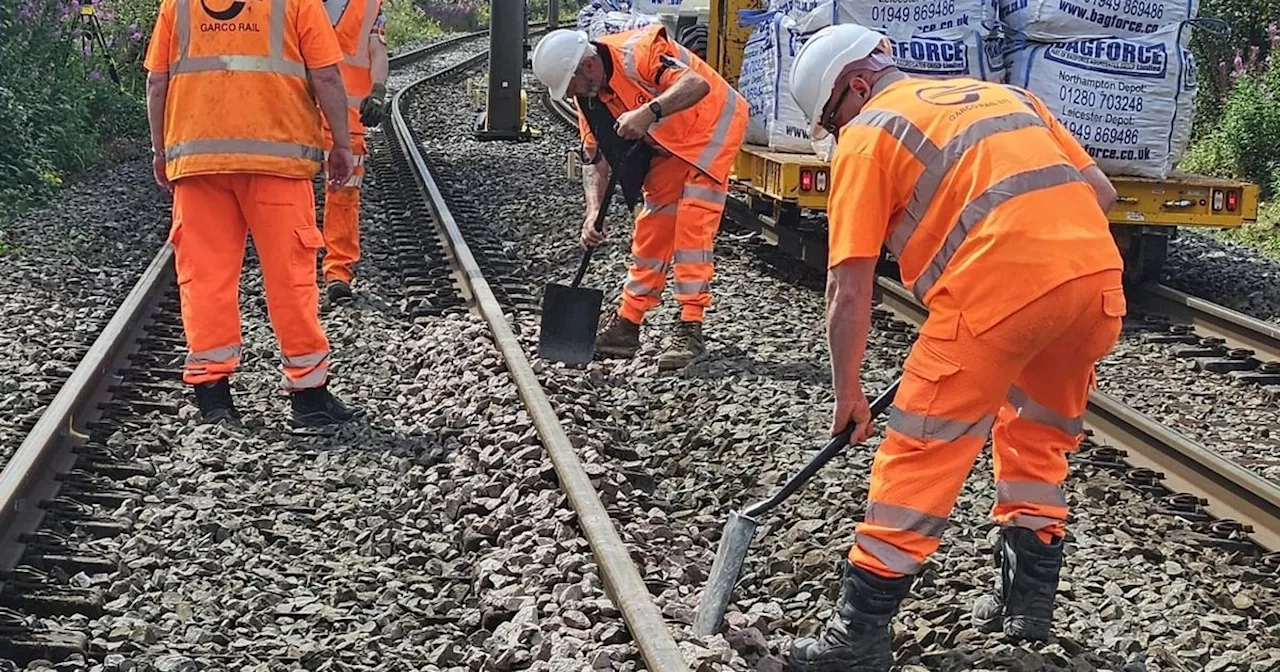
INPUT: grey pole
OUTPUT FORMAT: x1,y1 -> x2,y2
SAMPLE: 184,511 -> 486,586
475,0 -> 527,140
548,0 -> 559,27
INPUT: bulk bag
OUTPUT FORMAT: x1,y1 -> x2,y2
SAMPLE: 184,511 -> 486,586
835,0 -> 1000,39
1007,22 -> 1197,178
999,0 -> 1198,41
886,30 -> 1008,81
738,6 -> 835,152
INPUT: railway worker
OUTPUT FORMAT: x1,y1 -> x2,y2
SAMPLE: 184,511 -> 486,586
144,0 -> 362,428
319,0 -> 389,304
529,26 -> 749,370
782,24 -> 1126,670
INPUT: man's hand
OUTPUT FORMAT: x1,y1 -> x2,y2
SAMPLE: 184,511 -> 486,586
831,386 -> 875,443
359,83 -> 387,127
152,153 -> 172,192
615,107 -> 655,140
580,210 -> 604,248
326,146 -> 355,192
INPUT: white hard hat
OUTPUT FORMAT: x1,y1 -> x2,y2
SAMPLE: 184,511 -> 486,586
789,24 -> 891,139
532,29 -> 590,101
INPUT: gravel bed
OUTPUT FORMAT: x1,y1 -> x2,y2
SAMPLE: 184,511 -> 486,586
14,133 -> 639,671
1163,231 -> 1280,326
387,35 -> 490,94
1097,316 -> 1280,487
0,157 -> 169,467
407,74 -> 1280,671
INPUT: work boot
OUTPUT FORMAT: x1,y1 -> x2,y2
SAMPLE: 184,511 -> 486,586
594,313 -> 641,359
193,379 -> 239,425
289,383 -> 362,428
972,526 -> 1064,641
787,561 -> 912,672
656,320 -> 705,371
326,279 -> 353,304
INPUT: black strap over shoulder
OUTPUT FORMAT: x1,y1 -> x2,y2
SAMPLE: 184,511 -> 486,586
576,95 -> 653,211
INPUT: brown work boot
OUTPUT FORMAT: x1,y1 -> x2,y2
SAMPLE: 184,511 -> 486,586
594,313 -> 641,359
657,320 -> 705,370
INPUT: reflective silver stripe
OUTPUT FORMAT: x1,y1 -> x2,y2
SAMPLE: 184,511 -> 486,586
882,111 -> 1047,256
171,55 -> 307,77
1006,385 -> 1084,436
348,94 -> 364,108
631,255 -> 668,273
172,0 -> 303,78
681,184 -> 727,207
673,249 -> 714,264
185,344 -> 242,366
854,535 -> 922,575
695,89 -> 739,176
673,279 -> 710,295
624,278 -> 659,296
996,480 -> 1068,508
282,363 -> 329,391
888,406 -> 995,443
1008,513 -> 1063,531
176,0 -> 190,59
281,351 -> 330,369
620,31 -> 659,96
865,501 -> 948,538
912,163 -> 1084,301
167,139 -> 324,161
1006,85 -> 1038,113
269,0 -> 285,62
641,198 -> 678,217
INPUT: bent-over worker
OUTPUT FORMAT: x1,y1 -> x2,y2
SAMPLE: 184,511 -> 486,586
530,26 -> 748,370
145,0 -> 362,428
783,24 -> 1126,671
320,0 -> 389,304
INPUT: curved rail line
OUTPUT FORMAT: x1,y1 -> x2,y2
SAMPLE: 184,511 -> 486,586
0,30 -> 565,662
387,32 -> 690,672
543,91 -> 1280,560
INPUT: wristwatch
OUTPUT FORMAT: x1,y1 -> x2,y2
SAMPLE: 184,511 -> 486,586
648,101 -> 663,121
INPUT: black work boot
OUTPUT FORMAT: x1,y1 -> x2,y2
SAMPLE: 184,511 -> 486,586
289,383 -> 362,428
787,561 -> 912,672
972,526 -> 1064,641
193,379 -> 239,425
656,320 -> 705,371
594,313 -> 641,359
326,279 -> 353,304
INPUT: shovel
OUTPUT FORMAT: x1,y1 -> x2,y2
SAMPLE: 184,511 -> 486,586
537,146 -> 634,365
692,378 -> 902,637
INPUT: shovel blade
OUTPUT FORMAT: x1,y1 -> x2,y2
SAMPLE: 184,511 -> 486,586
538,282 -> 604,365
693,511 -> 760,637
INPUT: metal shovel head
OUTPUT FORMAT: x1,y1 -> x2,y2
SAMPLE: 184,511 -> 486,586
538,282 -> 604,365
693,510 -> 760,637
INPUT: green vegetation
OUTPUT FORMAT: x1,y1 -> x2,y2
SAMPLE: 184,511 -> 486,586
385,0 -> 443,52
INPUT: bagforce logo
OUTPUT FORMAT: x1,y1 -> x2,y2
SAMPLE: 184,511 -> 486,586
201,0 -> 246,21
915,83 -> 986,106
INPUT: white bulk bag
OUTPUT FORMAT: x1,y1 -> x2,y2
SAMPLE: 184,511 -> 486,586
999,0 -> 1198,41
768,0 -> 828,22
632,0 -> 684,13
585,9 -> 663,38
835,0 -> 999,40
738,6 -> 835,153
1007,23 -> 1197,178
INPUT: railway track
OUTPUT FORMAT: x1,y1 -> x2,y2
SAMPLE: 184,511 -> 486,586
542,92 -> 1280,562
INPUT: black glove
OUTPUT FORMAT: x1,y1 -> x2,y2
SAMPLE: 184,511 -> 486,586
359,83 -> 387,127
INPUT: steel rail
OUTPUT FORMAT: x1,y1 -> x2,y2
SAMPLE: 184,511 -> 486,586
388,29 -> 491,68
875,276 -> 1280,553
1136,283 -> 1280,362
390,47 -> 690,672
0,241 -> 173,571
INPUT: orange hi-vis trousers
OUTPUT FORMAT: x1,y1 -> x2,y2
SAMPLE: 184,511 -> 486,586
321,132 -> 367,284
619,155 -> 725,324
849,269 -> 1127,578
170,174 -> 332,391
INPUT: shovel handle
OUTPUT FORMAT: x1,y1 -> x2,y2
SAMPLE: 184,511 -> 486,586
570,143 -> 640,288
740,378 -> 901,519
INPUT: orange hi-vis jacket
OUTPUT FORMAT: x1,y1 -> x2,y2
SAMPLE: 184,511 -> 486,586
828,78 -> 1124,336
328,0 -> 383,136
146,0 -> 340,180
577,25 -> 748,184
